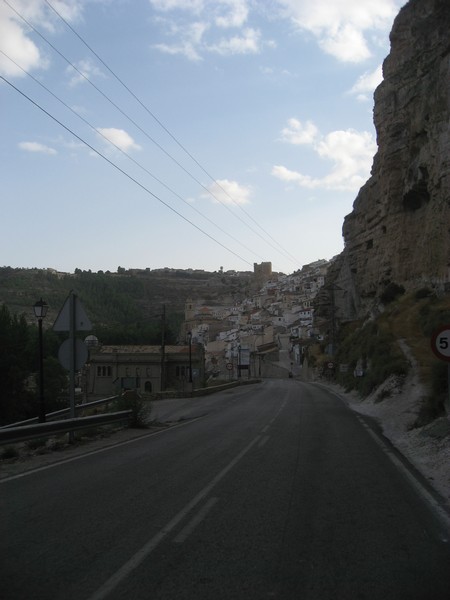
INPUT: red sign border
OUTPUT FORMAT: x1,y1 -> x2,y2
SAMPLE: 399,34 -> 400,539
431,324 -> 450,363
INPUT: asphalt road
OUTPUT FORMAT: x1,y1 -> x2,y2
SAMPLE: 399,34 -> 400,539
1,380 -> 450,599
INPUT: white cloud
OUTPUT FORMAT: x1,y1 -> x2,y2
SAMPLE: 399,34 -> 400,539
153,21 -> 209,61
349,64 -> 383,101
148,0 -> 401,63
208,27 -> 261,56
149,0 -> 205,11
149,0 -> 249,28
280,119 -> 319,145
96,128 -> 142,153
0,1 -> 82,77
150,0 -> 266,61
274,0 -> 401,63
273,119 -> 377,192
18,141 -> 57,155
66,58 -> 105,87
0,4 -> 42,76
215,0 -> 249,28
319,23 -> 370,62
204,178 -> 252,205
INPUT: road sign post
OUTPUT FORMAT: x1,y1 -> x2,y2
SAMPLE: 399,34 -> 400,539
53,292 -> 92,441
430,325 -> 450,413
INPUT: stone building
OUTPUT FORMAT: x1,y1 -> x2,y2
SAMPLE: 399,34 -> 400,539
86,344 -> 205,399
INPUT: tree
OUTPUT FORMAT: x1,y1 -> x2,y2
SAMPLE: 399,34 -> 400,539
0,304 -> 34,424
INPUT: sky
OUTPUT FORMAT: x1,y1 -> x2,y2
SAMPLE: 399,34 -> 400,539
0,0 -> 405,275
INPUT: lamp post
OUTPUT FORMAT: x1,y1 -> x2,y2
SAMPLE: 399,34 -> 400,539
33,298 -> 48,423
238,344 -> 241,379
187,331 -> 193,383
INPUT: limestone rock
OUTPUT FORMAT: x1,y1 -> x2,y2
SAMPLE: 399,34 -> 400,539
332,0 -> 450,320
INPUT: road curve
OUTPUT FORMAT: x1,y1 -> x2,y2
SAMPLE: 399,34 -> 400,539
1,380 -> 449,599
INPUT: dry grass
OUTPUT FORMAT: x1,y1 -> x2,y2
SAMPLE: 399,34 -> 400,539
382,292 -> 450,388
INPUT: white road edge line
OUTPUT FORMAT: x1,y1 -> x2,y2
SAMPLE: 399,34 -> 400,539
0,417 -> 206,484
173,497 -> 219,544
364,425 -> 450,540
86,434 -> 262,600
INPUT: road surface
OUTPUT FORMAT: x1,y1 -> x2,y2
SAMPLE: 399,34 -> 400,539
1,380 -> 450,599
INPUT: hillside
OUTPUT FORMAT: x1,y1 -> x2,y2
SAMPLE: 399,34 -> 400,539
0,266 -> 258,331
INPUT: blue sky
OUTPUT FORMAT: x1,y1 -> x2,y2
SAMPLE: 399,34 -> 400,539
0,0 -> 404,274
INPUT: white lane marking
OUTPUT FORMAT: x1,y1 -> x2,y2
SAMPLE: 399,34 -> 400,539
261,399 -> 288,434
0,417 -> 206,484
258,435 -> 270,449
86,434 -> 262,600
361,421 -> 450,541
173,497 -> 219,544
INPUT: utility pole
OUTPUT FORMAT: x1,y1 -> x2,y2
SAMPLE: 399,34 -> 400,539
160,304 -> 166,391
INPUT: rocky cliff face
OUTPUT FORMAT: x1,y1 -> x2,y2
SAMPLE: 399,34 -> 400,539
331,0 -> 450,321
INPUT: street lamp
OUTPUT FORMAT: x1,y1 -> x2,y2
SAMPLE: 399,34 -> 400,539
33,298 -> 48,423
238,344 -> 241,379
187,331 -> 193,383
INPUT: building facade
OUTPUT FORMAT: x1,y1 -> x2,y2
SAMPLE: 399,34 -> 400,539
85,344 -> 205,399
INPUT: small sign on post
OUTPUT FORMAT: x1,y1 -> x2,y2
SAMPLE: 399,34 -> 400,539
431,325 -> 450,363
53,293 -> 92,332
431,325 -> 450,413
53,292 -> 92,442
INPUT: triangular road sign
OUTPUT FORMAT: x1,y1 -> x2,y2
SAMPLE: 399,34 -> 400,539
53,293 -> 92,332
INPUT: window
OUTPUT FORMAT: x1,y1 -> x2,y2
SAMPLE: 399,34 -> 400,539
96,366 -> 112,377
176,366 -> 186,377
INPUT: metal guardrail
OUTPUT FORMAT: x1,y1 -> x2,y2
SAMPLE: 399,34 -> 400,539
0,411 -> 132,446
0,396 -> 120,429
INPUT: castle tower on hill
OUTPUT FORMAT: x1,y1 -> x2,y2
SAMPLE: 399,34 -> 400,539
254,262 -> 272,282
185,298 -> 195,322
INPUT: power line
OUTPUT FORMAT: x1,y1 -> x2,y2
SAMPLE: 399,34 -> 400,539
43,0 -> 302,268
4,0 -> 301,269
1,74 -> 255,268
0,49 -> 267,263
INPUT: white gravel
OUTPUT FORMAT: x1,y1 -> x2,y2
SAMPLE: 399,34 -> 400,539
333,370 -> 450,503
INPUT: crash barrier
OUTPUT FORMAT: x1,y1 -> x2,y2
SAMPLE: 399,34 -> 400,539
0,410 -> 132,446
0,396 -> 120,429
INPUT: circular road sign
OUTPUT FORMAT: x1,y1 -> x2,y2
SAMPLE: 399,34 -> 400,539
226,362 -> 233,371
431,325 -> 450,363
58,338 -> 89,371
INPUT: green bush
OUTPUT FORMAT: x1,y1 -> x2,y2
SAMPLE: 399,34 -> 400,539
419,299 -> 450,338
115,391 -> 152,428
336,321 -> 409,397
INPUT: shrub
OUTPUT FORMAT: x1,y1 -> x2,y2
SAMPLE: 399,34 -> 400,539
380,283 -> 405,304
414,361 -> 449,426
1,446 -> 19,459
115,390 -> 152,428
26,438 -> 47,450
415,288 -> 433,300
335,321 -> 409,397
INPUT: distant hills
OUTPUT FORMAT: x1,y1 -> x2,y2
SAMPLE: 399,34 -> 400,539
0,266 -> 260,332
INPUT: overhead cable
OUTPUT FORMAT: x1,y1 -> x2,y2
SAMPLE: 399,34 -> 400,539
1,75 -> 255,268
0,49 -> 267,263
5,0 -> 301,269
43,0 -> 302,268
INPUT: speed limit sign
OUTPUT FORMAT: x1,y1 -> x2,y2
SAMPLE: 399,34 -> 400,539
431,325 -> 450,362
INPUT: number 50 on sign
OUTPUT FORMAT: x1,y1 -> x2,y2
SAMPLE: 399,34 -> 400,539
431,325 -> 450,362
